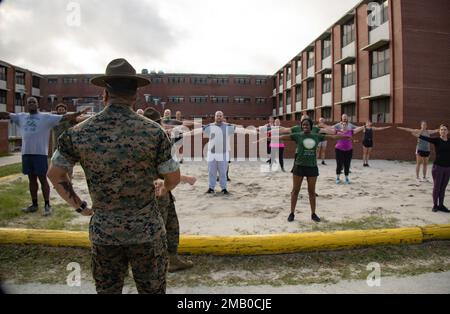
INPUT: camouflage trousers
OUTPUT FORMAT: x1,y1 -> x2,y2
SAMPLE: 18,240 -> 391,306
157,193 -> 180,255
91,241 -> 168,294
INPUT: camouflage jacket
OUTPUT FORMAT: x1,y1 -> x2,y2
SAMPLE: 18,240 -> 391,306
52,103 -> 179,246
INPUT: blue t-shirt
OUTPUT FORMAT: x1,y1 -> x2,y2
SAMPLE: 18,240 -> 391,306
203,123 -> 236,155
10,112 -> 63,156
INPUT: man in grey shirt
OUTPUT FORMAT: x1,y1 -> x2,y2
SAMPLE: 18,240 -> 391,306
0,97 -> 86,216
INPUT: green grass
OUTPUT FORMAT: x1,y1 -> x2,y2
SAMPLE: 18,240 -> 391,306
0,179 -> 77,230
0,163 -> 22,178
299,215 -> 400,232
0,153 -> 13,158
1,241 -> 449,287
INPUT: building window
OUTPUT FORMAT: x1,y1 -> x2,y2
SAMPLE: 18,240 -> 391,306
0,90 -> 6,104
234,97 -> 251,104
307,80 -> 315,99
212,77 -> 229,85
191,77 -> 208,85
307,51 -> 315,68
15,71 -> 25,85
168,77 -> 185,84
15,93 -> 24,107
279,72 -> 284,85
63,77 -> 77,84
322,38 -> 331,59
286,67 -> 292,81
235,77 -> 250,85
342,20 -> 356,47
286,90 -> 292,106
168,96 -> 185,103
341,103 -> 356,122
322,73 -> 332,93
256,97 -> 267,104
370,98 -> 391,123
296,59 -> 302,76
278,95 -> 283,108
211,96 -> 229,104
48,78 -> 58,84
296,87 -> 302,102
82,78 -> 91,84
342,63 -> 356,87
48,96 -> 58,104
256,79 -> 267,85
32,76 -> 40,89
151,77 -> 163,84
321,107 -> 332,122
371,47 -> 390,79
0,66 -> 7,81
295,112 -> 302,120
190,96 -> 208,103
369,0 -> 389,31
62,97 -> 78,104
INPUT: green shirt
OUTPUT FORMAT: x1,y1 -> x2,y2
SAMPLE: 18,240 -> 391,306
290,130 -> 325,167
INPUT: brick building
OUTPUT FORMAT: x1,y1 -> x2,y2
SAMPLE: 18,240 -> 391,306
1,0 -> 449,160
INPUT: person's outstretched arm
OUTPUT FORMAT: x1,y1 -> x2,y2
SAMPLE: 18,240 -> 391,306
353,126 -> 366,135
373,126 -> 392,131
397,127 -> 418,133
0,112 -> 11,120
61,108 -> 90,122
180,175 -> 197,186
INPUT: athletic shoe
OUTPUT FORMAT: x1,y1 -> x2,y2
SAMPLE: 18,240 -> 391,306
311,213 -> 321,222
438,205 -> 450,213
432,206 -> 439,213
321,161 -> 327,166
22,205 -> 38,213
206,189 -> 215,194
43,204 -> 52,217
315,193 -> 319,197
345,178 -> 351,185
336,178 -> 341,185
227,177 -> 231,182
221,189 -> 230,196
288,213 -> 295,222
423,178 -> 430,183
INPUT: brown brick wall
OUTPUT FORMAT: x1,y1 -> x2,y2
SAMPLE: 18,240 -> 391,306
401,0 -> 450,126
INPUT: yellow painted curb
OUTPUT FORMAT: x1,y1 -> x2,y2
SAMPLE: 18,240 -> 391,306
3,226 -> 448,255
421,224 -> 450,241
0,174 -> 22,183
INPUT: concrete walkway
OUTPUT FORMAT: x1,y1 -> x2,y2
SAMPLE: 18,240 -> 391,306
3,271 -> 450,294
0,153 -> 21,167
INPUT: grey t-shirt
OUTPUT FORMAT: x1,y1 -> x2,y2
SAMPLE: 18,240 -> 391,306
334,122 -> 356,130
417,130 -> 431,152
10,112 -> 63,156
203,123 -> 236,154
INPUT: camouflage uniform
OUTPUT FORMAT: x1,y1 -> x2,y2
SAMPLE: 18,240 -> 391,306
52,119 -> 77,177
52,103 -> 179,294
156,192 -> 180,255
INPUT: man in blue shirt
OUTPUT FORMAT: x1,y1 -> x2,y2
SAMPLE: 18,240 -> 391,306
0,97 -> 86,216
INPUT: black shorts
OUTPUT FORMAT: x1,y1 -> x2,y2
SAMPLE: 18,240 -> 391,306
22,155 -> 49,176
291,165 -> 319,178
417,150 -> 431,158
363,141 -> 373,148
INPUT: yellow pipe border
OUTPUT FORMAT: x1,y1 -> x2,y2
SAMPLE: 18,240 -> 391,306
1,225 -> 449,255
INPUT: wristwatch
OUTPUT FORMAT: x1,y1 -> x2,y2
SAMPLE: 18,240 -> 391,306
76,201 -> 88,214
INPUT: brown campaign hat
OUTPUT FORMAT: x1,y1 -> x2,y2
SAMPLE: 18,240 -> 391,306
91,58 -> 150,88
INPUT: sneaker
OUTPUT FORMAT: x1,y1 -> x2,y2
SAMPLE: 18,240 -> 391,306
311,213 -> 321,222
169,255 -> 194,273
423,177 -> 430,183
321,161 -> 327,166
221,189 -> 230,195
336,178 -> 341,185
345,178 -> 351,185
227,177 -> 231,182
438,205 -> 450,213
43,204 -> 52,217
206,189 -> 215,194
432,206 -> 439,213
22,205 -> 38,213
288,213 -> 295,222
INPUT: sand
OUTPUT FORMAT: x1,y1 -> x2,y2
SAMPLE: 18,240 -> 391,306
65,159 -> 450,236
